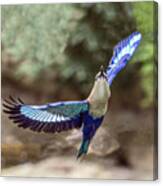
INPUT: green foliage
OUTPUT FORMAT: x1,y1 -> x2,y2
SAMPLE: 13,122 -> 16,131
2,4 -> 84,80
133,2 -> 157,107
2,2 -> 157,108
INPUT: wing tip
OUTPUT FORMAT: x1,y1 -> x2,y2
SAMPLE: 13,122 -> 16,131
3,96 -> 24,105
2,98 -> 84,135
132,31 -> 142,42
2,96 -> 24,115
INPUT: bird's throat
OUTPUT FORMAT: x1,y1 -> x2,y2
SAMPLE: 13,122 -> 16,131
87,78 -> 111,117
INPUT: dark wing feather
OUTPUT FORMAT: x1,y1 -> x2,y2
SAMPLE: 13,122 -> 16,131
107,31 -> 142,85
3,96 -> 89,133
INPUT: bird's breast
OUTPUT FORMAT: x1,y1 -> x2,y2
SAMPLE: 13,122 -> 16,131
88,101 -> 108,118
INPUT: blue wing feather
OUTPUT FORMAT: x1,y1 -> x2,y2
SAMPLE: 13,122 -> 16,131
107,31 -> 142,85
3,97 -> 88,133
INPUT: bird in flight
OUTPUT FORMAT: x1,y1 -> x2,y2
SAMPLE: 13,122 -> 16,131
3,32 -> 142,159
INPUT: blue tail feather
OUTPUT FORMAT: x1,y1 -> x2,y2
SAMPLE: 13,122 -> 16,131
77,139 -> 90,159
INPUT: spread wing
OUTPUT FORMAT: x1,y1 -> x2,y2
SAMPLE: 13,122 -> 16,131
3,96 -> 89,133
107,31 -> 142,85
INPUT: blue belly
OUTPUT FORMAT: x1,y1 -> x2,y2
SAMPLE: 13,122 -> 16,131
82,112 -> 104,139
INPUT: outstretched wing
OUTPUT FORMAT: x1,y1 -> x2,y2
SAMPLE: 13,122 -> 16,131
107,31 -> 142,85
3,96 -> 89,133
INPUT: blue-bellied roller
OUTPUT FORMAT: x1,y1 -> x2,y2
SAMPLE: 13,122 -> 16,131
3,32 -> 142,158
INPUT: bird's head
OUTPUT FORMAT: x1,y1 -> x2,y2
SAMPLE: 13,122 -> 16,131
88,65 -> 110,104
95,65 -> 107,81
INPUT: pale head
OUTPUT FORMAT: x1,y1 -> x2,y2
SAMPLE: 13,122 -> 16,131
88,65 -> 111,117
88,65 -> 111,105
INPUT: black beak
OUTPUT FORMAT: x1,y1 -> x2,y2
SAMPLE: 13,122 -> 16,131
95,65 -> 107,80
99,65 -> 105,77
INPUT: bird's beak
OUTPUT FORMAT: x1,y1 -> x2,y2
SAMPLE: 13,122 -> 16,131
99,65 -> 105,77
95,65 -> 107,80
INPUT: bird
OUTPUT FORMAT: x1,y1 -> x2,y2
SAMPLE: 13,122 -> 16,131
3,31 -> 142,159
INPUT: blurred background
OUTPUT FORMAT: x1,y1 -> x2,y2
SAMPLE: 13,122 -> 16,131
1,1 -> 157,180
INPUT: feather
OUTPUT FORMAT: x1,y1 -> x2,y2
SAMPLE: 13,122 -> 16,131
3,97 -> 89,133
107,31 -> 142,85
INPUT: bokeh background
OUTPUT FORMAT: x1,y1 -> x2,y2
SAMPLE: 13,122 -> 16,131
1,1 -> 157,180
